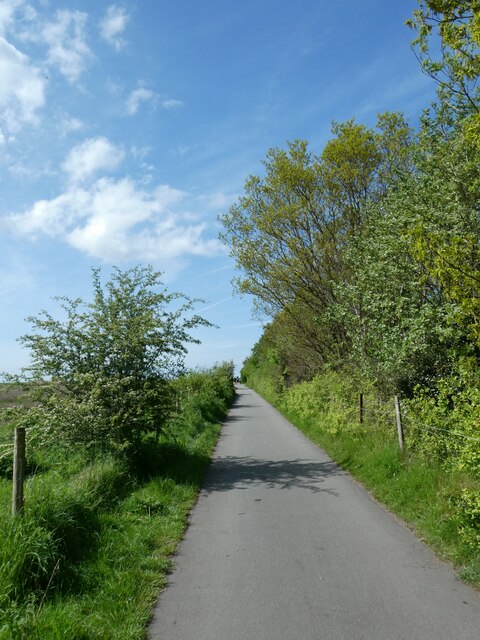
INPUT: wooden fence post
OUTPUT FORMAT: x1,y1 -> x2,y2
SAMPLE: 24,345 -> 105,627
394,396 -> 405,452
12,427 -> 26,516
359,393 -> 364,425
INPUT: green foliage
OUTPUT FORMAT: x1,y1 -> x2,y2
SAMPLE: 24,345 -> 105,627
280,369 -> 359,436
407,1 -> 480,115
167,362 -> 235,446
337,183 -> 455,395
405,359 -> 480,475
6,266 -> 211,457
407,124 -> 480,351
0,365 -> 234,639
453,489 -> 480,548
241,322 -> 287,403
220,114 -> 413,371
246,367 -> 480,583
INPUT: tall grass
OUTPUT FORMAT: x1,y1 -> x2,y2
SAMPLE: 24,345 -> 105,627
0,365 -> 235,639
245,369 -> 480,588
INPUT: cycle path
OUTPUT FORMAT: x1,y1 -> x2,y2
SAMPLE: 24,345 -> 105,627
149,385 -> 480,639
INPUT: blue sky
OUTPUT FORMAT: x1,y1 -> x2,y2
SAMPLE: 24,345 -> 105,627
0,0 -> 436,375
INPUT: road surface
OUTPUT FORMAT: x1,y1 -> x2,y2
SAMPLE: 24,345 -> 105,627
149,385 -> 480,639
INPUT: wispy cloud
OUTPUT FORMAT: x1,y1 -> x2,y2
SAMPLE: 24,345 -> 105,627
99,5 -> 129,50
198,297 -> 232,312
0,36 -> 46,134
40,9 -> 91,83
126,87 -> 155,115
162,99 -> 183,110
58,114 -> 85,137
126,89 -> 184,116
8,160 -> 56,180
0,0 -> 26,35
228,322 -> 264,330
62,137 -> 125,183
195,264 -> 232,278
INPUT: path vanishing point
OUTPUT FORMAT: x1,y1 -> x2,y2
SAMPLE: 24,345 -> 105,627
149,385 -> 480,639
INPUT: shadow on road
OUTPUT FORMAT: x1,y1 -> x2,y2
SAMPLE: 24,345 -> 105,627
202,455 -> 343,496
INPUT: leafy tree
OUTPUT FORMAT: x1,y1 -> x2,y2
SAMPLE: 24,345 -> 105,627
337,187 -> 453,396
407,0 -> 480,115
220,114 -> 413,370
408,120 -> 480,349
240,322 -> 286,400
12,266 -> 211,455
220,138 -> 344,366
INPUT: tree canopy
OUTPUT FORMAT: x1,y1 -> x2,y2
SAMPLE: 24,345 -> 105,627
13,266 -> 211,454
220,114 -> 413,370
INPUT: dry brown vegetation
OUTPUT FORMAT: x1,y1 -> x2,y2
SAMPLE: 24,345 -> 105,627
0,384 -> 28,408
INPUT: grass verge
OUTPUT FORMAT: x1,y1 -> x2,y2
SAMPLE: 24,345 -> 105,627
0,368 -> 234,639
246,375 -> 480,590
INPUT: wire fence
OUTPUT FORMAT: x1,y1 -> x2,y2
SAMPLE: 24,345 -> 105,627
2,391 -> 480,517
402,411 -> 480,444
355,393 -> 480,449
0,433 -> 14,461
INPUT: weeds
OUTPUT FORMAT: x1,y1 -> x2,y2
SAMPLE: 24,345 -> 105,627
0,365 -> 234,639
247,371 -> 480,589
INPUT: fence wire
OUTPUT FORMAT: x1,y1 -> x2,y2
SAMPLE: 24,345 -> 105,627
358,396 -> 480,445
401,411 -> 480,444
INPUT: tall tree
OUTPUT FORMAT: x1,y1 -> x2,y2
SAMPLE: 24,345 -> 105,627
220,114 -> 413,369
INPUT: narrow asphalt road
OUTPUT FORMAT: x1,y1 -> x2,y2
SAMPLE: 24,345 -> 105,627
149,385 -> 480,639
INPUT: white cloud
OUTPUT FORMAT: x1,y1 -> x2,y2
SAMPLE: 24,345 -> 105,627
100,5 -> 129,50
62,137 -> 125,183
0,36 -> 46,133
40,10 -> 91,83
58,114 -> 85,136
0,0 -> 36,36
162,99 -> 183,110
8,160 -> 56,179
5,178 -> 223,264
126,88 -> 155,115
5,188 -> 90,237
125,90 -> 184,116
0,0 -> 24,34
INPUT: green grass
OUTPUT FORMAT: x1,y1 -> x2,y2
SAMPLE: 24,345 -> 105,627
247,379 -> 480,590
0,368 -> 234,639
0,430 -> 223,640
21,433 -> 220,640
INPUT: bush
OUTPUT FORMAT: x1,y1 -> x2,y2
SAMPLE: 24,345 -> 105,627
405,361 -> 480,475
168,364 -> 235,444
279,369 -> 385,438
0,362 -> 235,637
452,489 -> 480,550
